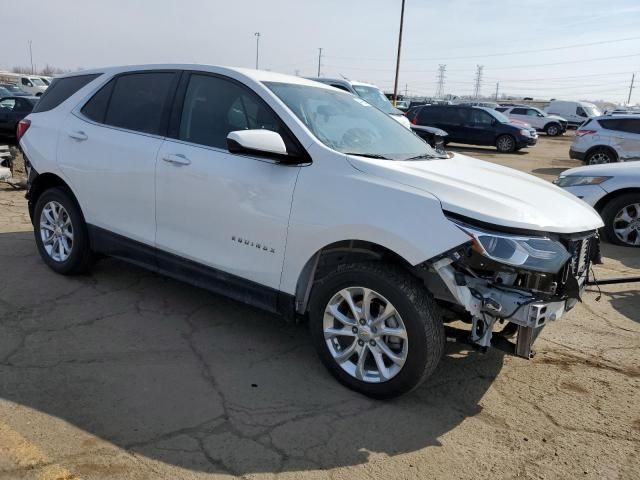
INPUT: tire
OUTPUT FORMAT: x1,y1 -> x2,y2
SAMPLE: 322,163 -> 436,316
496,134 -> 516,153
586,148 -> 616,165
33,187 -> 95,274
308,262 -> 445,399
600,193 -> 640,247
545,123 -> 561,136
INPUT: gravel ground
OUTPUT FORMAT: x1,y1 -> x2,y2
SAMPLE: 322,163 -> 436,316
0,135 -> 638,480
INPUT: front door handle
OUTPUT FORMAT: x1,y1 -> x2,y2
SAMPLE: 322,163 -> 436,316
162,153 -> 191,166
68,130 -> 88,141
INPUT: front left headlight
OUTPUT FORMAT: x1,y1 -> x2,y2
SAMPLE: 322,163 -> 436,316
554,175 -> 611,187
456,223 -> 571,273
520,129 -> 531,137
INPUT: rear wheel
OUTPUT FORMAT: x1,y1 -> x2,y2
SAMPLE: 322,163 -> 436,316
496,134 -> 516,153
601,193 -> 640,247
33,187 -> 95,274
309,262 -> 444,398
586,148 -> 616,165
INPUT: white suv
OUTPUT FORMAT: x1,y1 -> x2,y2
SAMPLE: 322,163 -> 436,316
496,105 -> 567,136
570,115 -> 640,165
19,65 -> 603,398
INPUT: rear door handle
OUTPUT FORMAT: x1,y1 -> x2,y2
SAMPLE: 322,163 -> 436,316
68,130 -> 88,141
162,153 -> 191,166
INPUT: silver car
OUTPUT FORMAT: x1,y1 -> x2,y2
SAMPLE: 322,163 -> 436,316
555,161 -> 640,247
569,115 -> 640,165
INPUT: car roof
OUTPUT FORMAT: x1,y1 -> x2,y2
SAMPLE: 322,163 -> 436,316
594,114 -> 640,120
57,64 -> 334,89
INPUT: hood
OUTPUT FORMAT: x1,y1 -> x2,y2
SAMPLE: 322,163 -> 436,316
347,152 -> 603,234
547,114 -> 567,122
561,160 -> 640,178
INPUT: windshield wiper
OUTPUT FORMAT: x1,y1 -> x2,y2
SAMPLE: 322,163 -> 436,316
344,153 -> 391,160
405,153 -> 445,160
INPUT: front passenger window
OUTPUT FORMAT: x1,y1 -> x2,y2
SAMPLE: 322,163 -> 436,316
178,74 -> 284,149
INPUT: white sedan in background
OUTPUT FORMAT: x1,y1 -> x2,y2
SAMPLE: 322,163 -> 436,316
555,161 -> 640,247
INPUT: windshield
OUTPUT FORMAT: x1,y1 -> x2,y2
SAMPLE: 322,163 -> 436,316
40,78 -> 50,85
352,85 -> 395,114
584,105 -> 601,117
265,82 -> 439,160
481,107 -> 510,123
30,78 -> 46,86
2,85 -> 21,93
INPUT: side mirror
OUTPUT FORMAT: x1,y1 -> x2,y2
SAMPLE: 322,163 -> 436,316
227,129 -> 288,158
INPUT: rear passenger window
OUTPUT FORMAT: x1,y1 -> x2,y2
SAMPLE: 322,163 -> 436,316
418,107 -> 437,124
32,74 -> 101,113
511,108 -> 527,115
600,118 -> 640,134
81,80 -> 114,123
103,72 -> 176,135
177,74 -> 291,151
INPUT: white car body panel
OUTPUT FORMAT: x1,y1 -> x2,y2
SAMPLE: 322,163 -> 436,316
347,153 -> 603,233
545,100 -> 600,126
500,107 -> 566,131
20,63 -> 603,301
558,161 -> 640,207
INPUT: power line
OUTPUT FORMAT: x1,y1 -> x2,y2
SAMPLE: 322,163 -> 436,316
323,36 -> 640,63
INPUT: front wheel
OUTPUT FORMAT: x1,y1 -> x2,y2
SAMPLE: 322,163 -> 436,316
586,148 -> 615,165
309,262 -> 444,399
496,134 -> 516,153
545,123 -> 561,136
601,193 -> 640,247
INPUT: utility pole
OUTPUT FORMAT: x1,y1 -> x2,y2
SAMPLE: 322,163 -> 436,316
495,82 -> 499,101
628,73 -> 635,105
317,48 -> 323,77
473,65 -> 484,100
28,40 -> 34,74
392,0 -> 406,106
435,64 -> 446,98
404,83 -> 408,98
254,32 -> 260,69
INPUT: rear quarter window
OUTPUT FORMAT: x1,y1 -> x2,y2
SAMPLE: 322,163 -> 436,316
31,74 -> 101,113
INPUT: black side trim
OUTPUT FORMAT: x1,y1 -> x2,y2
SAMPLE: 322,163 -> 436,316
87,225 -> 294,316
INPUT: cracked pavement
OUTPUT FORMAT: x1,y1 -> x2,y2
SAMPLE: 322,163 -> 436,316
0,135 -> 639,479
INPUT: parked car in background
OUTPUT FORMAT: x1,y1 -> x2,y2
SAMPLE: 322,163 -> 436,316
0,86 -> 11,97
0,84 -> 30,96
408,104 -> 537,152
0,73 -> 48,96
39,76 -> 53,86
394,100 -> 410,111
410,125 -> 448,153
0,96 -> 38,141
310,77 -> 411,128
545,100 -> 601,128
496,105 -> 567,136
570,115 -> 640,165
556,161 -> 640,247
19,65 -> 602,398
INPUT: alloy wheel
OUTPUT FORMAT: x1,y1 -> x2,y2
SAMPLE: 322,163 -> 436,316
497,136 -> 514,152
587,151 -> 611,165
612,203 -> 640,246
323,287 -> 408,383
547,125 -> 558,136
39,201 -> 74,262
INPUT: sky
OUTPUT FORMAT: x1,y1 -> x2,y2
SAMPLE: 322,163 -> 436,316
3,0 -> 640,104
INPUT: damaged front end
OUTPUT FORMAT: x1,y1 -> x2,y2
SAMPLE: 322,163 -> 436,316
420,217 -> 600,358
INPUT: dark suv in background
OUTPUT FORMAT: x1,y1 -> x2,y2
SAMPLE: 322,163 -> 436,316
407,105 -> 537,152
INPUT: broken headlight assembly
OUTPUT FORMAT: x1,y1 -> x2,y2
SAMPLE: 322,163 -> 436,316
455,223 -> 571,274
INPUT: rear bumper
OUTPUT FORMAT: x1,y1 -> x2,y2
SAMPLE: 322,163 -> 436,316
569,147 -> 585,161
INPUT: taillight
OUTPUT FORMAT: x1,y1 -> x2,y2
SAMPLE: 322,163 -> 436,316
16,119 -> 31,141
411,116 -> 417,125
576,129 -> 596,137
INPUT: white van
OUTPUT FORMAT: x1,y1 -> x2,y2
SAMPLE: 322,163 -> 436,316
545,100 -> 601,128
0,72 -> 48,96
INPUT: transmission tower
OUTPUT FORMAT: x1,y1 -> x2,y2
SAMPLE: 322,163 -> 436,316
435,64 -> 446,98
473,65 -> 484,99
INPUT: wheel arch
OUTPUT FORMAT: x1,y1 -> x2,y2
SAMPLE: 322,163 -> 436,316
584,145 -> 618,164
27,172 -> 83,223
543,121 -> 561,129
594,187 -> 640,213
293,239 -> 416,315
